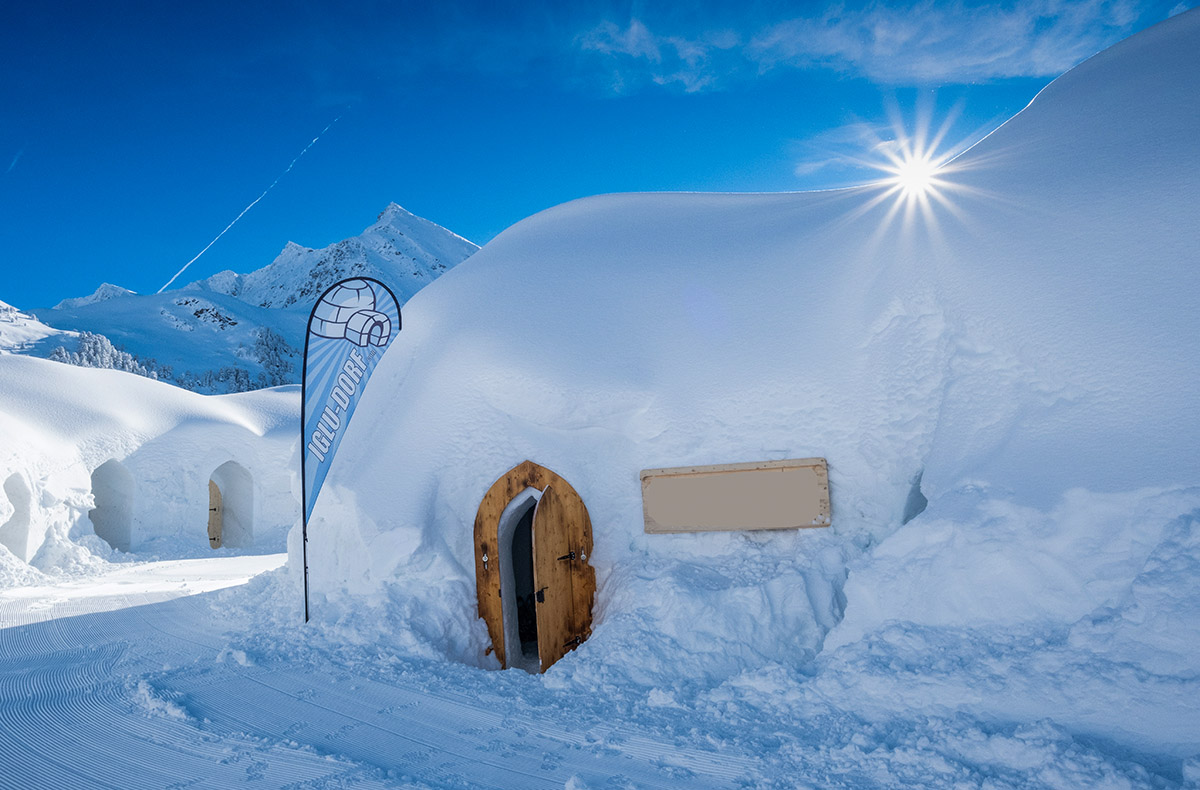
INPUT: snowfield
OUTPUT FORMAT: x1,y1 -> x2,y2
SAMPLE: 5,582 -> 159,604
2,553 -> 1188,789
3,9 -> 1200,790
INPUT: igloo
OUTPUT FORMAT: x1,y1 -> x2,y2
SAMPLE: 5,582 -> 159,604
301,12 -> 1200,682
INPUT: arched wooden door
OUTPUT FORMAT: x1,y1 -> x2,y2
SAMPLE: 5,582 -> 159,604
474,461 -> 595,671
208,480 -> 223,548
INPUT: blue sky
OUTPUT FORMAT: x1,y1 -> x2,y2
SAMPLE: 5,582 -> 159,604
1,0 -> 1190,308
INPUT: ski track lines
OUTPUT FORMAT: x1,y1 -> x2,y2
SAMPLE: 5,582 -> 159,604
0,601 -> 393,790
1,592 -> 757,789
166,662 -> 751,789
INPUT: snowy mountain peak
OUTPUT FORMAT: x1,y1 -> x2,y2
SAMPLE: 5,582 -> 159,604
373,202 -> 477,245
183,269 -> 244,298
376,201 -> 412,224
53,283 -> 136,311
187,204 -> 479,310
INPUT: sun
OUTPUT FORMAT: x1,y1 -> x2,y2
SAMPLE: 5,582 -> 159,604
864,98 -> 968,211
878,140 -> 953,204
828,97 -> 986,238
889,153 -> 940,197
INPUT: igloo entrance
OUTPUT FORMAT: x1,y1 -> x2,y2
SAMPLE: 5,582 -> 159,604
474,461 -> 596,673
208,461 -> 253,549
0,473 -> 33,560
90,459 -> 133,551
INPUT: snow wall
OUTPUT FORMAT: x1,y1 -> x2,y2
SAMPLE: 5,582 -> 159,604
300,8 -> 1200,697
0,354 -> 299,574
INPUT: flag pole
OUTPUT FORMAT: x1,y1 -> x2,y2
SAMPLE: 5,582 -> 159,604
299,277 -> 401,624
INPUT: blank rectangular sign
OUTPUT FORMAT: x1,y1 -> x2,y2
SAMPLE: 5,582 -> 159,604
640,458 -> 831,534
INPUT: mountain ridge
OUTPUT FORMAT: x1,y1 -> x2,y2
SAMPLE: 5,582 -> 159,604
182,202 -> 477,310
53,283 -> 137,311
15,204 -> 477,393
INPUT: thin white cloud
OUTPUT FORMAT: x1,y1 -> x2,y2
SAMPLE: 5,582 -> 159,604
576,1 -> 1157,92
750,0 -> 1143,82
790,122 -> 889,177
577,20 -> 741,93
579,19 -> 663,63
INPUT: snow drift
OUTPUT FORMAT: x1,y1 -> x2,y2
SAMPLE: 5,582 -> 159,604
298,9 -> 1200,762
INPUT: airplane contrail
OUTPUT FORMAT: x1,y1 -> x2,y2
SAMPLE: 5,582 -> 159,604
157,116 -> 341,294
5,148 -> 23,174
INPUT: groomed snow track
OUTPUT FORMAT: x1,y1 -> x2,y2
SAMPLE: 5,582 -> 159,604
0,575 -> 759,789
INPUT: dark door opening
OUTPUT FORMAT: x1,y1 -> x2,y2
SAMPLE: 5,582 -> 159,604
510,505 -> 538,660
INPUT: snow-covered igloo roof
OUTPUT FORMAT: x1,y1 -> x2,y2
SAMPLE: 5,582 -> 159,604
303,10 -> 1200,683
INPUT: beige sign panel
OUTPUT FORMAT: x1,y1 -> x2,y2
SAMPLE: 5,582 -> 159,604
640,458 -> 831,534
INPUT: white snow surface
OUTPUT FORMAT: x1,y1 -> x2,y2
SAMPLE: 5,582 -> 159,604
1,12 -> 1199,789
295,4 -> 1200,770
0,299 -> 71,353
36,289 -> 302,388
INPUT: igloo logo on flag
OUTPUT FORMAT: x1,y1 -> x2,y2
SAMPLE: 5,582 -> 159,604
301,277 -> 400,620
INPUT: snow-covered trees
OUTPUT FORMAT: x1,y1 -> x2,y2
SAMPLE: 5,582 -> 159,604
251,327 -> 295,388
47,327 -> 299,394
48,332 -> 169,381
174,366 -> 254,393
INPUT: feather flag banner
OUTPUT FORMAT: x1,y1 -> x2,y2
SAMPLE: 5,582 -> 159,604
301,277 -> 400,621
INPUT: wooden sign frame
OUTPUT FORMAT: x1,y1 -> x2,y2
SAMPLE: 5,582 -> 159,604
640,458 -> 831,534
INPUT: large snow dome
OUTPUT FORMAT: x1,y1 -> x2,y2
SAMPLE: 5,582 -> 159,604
301,11 -> 1200,690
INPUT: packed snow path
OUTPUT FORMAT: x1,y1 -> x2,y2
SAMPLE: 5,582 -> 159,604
3,557 -> 1189,788
0,557 -> 757,789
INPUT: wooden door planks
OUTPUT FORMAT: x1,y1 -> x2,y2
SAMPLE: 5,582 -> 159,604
208,480 -> 223,548
473,460 -> 596,671
560,486 -> 595,647
532,486 -> 577,671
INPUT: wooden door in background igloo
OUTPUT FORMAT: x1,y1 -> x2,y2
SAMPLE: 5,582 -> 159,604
208,480 -> 223,549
